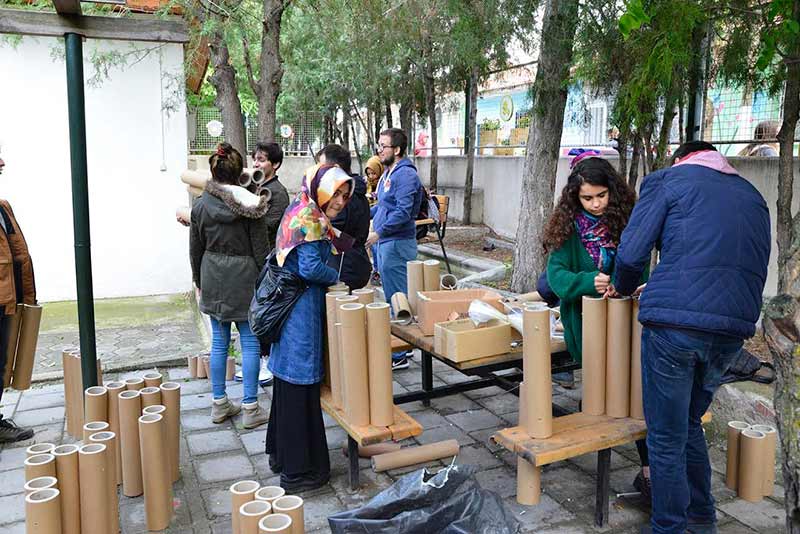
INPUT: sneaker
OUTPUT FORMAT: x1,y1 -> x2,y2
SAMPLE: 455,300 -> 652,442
211,396 -> 241,424
242,401 -> 268,429
259,359 -> 274,386
391,357 -> 410,371
268,455 -> 282,474
633,470 -> 652,504
0,418 -> 34,443
552,371 -> 575,389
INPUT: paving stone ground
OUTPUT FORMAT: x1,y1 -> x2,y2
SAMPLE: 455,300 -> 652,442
0,355 -> 787,533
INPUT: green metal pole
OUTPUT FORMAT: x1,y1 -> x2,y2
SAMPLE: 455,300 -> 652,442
65,33 -> 98,390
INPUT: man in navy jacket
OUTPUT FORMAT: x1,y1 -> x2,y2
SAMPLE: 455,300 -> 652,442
613,141 -> 770,534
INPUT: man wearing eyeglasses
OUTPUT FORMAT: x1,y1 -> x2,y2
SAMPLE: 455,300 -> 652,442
366,128 -> 422,370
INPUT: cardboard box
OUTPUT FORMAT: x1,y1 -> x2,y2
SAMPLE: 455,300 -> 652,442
417,289 -> 504,336
434,319 -> 516,362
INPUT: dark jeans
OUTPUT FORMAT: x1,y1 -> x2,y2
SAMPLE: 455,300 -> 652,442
642,326 -> 742,534
0,314 -> 11,413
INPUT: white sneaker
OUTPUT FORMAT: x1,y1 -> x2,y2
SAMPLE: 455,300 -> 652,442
259,358 -> 274,386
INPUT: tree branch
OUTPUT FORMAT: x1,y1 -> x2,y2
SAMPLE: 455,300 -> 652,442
242,33 -> 261,95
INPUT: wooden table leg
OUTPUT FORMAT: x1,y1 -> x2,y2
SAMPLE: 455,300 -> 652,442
595,448 -> 611,527
421,351 -> 433,407
348,436 -> 360,489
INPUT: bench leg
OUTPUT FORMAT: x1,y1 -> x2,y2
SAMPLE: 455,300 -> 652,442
434,223 -> 452,274
348,436 -> 360,489
595,448 -> 611,527
421,351 -> 433,407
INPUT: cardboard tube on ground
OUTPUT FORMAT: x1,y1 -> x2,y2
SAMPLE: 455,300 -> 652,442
629,299 -> 644,420
518,381 -> 536,437
522,303 -> 552,438
259,513 -> 293,533
202,356 -> 211,378
180,169 -> 210,189
371,440 -> 460,472
82,421 -> 109,442
231,480 -> 260,534
390,292 -> 413,325
11,303 -> 42,389
140,386 -> 162,408
407,260 -> 424,314
738,429 -> 766,502
105,381 -> 125,485
52,444 -> 81,534
325,291 -> 349,408
89,431 -> 119,533
139,413 -> 173,530
143,372 -> 162,388
342,442 -> 402,458
272,495 -> 304,534
422,260 -> 441,292
188,355 -> 198,377
62,349 -> 80,437
335,295 -> 359,410
327,283 -> 350,293
440,273 -> 458,290
226,358 -> 236,380
84,386 -> 108,424
516,456 -> 541,505
25,453 -> 56,481
339,303 -> 371,426
24,476 -> 58,495
366,303 -> 394,427
751,424 -> 777,495
26,443 -> 55,458
3,304 -> 21,388
141,405 -> 172,481
25,487 -> 61,534
352,288 -> 375,306
78,444 -> 109,534
581,297 -> 607,415
125,377 -> 145,391
240,500 -> 273,534
142,404 -> 166,415
725,421 -> 750,490
118,390 -> 144,497
255,486 -> 286,504
196,354 -> 208,378
160,382 -> 182,483
605,298 -> 632,418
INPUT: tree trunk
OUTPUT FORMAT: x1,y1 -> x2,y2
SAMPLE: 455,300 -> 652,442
372,103 -> 382,145
208,29 -> 247,157
385,98 -> 393,129
463,68 -> 478,225
684,25 -> 706,142
643,125 -> 654,175
654,88 -> 678,170
618,118 -> 630,179
342,111 -> 350,149
511,0 -> 579,293
629,131 -> 642,190
255,0 -> 287,143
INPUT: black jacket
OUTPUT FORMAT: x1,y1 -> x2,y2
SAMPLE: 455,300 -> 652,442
327,174 -> 372,289
261,175 -> 290,252
190,181 -> 270,322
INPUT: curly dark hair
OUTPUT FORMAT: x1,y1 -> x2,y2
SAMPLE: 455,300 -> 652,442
542,158 -> 637,253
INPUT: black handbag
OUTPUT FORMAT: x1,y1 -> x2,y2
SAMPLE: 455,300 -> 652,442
248,252 -> 307,345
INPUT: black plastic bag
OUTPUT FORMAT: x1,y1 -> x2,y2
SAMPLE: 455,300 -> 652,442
720,348 -> 776,385
248,252 -> 306,345
328,463 -> 519,534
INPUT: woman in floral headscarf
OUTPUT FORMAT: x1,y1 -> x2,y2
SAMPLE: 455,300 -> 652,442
265,164 -> 353,492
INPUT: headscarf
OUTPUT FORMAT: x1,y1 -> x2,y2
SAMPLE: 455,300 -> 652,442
575,211 -> 616,274
568,148 -> 602,169
275,164 -> 354,266
365,156 -> 384,186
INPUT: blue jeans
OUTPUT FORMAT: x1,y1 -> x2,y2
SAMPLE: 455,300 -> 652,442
642,326 -> 742,534
377,238 -> 417,360
210,318 -> 261,404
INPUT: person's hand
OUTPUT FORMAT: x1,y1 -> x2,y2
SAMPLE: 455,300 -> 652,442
176,214 -> 190,227
604,285 -> 619,298
632,283 -> 647,297
594,273 -> 611,294
365,232 -> 380,247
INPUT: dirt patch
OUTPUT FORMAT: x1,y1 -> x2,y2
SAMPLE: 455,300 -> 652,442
744,329 -> 771,362
433,237 -> 514,264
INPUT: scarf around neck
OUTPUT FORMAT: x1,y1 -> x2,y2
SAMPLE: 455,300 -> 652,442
575,210 -> 616,274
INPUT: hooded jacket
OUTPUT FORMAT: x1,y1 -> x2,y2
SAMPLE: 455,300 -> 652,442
327,174 -> 371,289
370,158 -> 423,243
190,181 -> 270,322
0,200 -> 35,315
261,175 -> 290,251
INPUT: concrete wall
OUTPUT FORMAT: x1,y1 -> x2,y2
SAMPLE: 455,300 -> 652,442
0,37 -> 189,302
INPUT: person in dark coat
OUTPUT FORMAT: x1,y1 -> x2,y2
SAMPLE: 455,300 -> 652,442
252,142 -> 290,252
612,141 -> 770,534
265,163 -> 353,492
190,143 -> 270,429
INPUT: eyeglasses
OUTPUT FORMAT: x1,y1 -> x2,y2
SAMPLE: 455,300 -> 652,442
375,143 -> 395,152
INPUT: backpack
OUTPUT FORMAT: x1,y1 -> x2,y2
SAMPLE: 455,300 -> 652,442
415,186 -> 440,240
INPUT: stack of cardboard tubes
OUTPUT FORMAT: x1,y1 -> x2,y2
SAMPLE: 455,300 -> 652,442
229,480 -> 303,534
725,421 -> 777,502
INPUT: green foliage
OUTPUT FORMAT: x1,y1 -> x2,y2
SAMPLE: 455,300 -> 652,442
482,118 -> 502,130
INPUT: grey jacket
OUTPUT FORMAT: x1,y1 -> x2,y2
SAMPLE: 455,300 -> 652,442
261,176 -> 290,251
190,181 -> 270,322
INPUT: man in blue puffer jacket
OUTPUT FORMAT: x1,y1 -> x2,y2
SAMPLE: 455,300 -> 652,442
613,141 -> 770,534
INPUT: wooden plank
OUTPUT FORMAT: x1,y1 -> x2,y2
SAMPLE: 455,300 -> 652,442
390,335 -> 412,352
0,9 -> 189,43
52,0 -> 81,15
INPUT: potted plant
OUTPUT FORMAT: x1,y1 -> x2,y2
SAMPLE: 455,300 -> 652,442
480,118 -> 501,155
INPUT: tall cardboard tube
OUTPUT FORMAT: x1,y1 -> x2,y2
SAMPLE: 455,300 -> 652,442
24,476 -> 58,495
751,424 -> 777,495
124,377 -> 145,391
3,304 -> 21,388
516,456 -> 541,505
518,381 -> 535,437
139,413 -> 173,531
78,443 -> 109,534
180,169 -> 210,189
422,259 -> 441,292
11,303 -> 42,389
581,296 -> 607,415
259,513 -> 293,533
352,288 -> 375,306
605,297 -> 632,418
231,480 -> 261,534
522,303 -> 552,438
142,404 -> 166,415
82,421 -> 109,442
140,386 -> 162,408
188,185 -> 204,197
366,303 -> 394,427
141,405 -> 172,481
272,495 -> 304,534
62,349 -> 80,437
26,443 -> 55,458
725,421 -> 750,490
629,298 -> 644,420
245,168 -> 266,185
52,444 -> 81,534
371,440 -> 460,472
342,442 -> 402,458
339,303 -> 371,426
105,381 -> 125,485
226,358 -> 236,380
328,283 -> 350,293
202,356 -> 211,378
160,382 -> 182,483
25,487 -> 62,534
240,500 -> 273,534
143,372 -> 163,388
84,385 -> 108,424
335,295 -> 359,410
738,429 -> 766,502
407,260 -> 424,314
255,486 -> 286,504
188,355 -> 198,377
89,431 -> 119,533
325,291 -> 349,408
440,273 -> 458,290
118,390 -> 144,497
389,292 -> 413,325
25,453 -> 56,482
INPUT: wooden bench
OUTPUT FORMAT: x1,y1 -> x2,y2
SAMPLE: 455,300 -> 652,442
390,335 -> 412,353
320,386 -> 422,488
492,411 -> 712,526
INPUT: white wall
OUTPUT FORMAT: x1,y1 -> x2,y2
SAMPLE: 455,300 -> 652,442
0,36 -> 190,302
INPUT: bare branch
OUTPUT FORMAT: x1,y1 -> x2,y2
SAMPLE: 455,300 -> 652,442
242,33 -> 261,94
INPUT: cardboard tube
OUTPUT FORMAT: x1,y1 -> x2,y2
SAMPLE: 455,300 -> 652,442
202,356 -> 211,378
62,349 -> 79,437
3,304 -> 21,388
231,480 -> 260,534
605,297 -> 632,418
440,273 -> 458,290
139,413 -> 173,530
366,303 -> 394,427
725,421 -> 750,490
118,390 -> 144,497
140,386 -> 162,408
255,485 -> 286,504
342,442 -> 402,458
84,385 -> 108,425
339,303 -> 371,426
335,295 -> 359,410
25,453 -> 56,481
52,444 -> 81,534
25,487 -> 61,534
11,303 -> 42,389
259,513 -> 293,534
125,377 -> 145,391
239,172 -> 253,188
328,282 -> 350,293
352,288 -> 375,305
196,354 -> 208,378
517,456 -> 541,505
245,168 -> 266,185
141,405 -> 172,482
82,421 -> 109,442
226,357 -> 236,380
180,169 -> 210,189
240,500 -> 273,534
325,291 -> 349,408
582,297 -> 607,415
142,404 -> 166,415
78,443 -> 109,534
89,431 -> 119,533
629,298 -> 644,420
751,424 -> 777,495
188,185 -> 204,197
272,495 -> 304,534
407,260 -> 424,314
160,382 -> 182,483
24,476 -> 58,495
522,303 -> 552,438
26,443 -> 55,458
518,381 -> 535,437
738,429 -> 766,502
188,355 -> 198,378
389,292 -> 412,325
105,381 -> 125,485
371,440 -> 460,472
143,372 -> 163,388
422,260 -> 441,292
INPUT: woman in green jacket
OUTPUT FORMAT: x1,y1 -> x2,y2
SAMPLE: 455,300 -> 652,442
544,156 -> 652,501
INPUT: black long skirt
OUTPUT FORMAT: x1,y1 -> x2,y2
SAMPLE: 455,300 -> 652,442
264,377 -> 330,481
